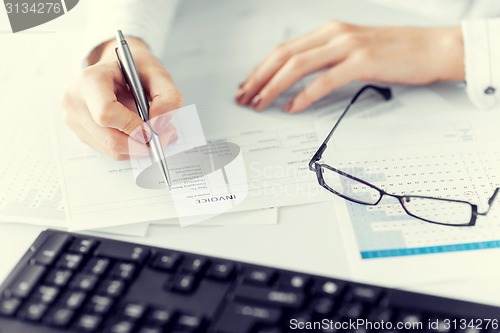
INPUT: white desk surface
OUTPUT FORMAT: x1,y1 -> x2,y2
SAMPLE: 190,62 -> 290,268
1,0 -> 500,309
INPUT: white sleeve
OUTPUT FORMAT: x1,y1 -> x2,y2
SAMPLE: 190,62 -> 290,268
461,18 -> 500,109
82,0 -> 179,63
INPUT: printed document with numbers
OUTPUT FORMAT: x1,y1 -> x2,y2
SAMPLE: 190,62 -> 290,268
317,87 -> 500,285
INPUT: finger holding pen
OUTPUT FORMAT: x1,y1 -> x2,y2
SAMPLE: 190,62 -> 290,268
62,37 -> 183,160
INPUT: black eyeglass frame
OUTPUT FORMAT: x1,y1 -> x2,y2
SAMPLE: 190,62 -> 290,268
308,85 -> 499,227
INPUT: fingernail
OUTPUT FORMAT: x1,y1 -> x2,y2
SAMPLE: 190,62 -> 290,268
288,99 -> 302,113
250,95 -> 262,109
284,99 -> 294,112
235,90 -> 246,104
239,81 -> 246,89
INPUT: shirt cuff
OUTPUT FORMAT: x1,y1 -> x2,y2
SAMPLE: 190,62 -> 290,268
461,18 -> 500,109
82,0 -> 178,66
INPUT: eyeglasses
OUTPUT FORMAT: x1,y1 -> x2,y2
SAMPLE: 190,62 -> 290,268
309,85 -> 499,227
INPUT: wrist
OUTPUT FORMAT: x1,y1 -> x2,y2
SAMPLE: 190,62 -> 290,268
436,27 -> 465,81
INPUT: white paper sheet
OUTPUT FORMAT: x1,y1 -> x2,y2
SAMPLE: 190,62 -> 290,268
0,46 -> 65,227
56,100 -> 326,230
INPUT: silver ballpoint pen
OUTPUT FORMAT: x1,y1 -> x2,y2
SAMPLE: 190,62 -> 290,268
115,30 -> 171,188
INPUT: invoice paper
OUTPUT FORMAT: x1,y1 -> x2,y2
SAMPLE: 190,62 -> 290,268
57,102 -> 329,230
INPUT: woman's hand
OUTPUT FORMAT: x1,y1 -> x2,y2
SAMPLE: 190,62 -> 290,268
236,21 -> 464,113
63,37 -> 182,160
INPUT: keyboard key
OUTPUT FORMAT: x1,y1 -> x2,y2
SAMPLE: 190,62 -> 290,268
70,273 -> 98,291
147,308 -> 172,326
397,312 -> 423,330
30,234 -> 70,266
95,242 -> 150,264
171,273 -> 197,293
314,279 -> 345,297
176,313 -> 206,331
107,320 -> 135,333
111,262 -> 137,281
243,268 -> 276,286
5,264 -> 45,298
348,285 -> 383,303
279,274 -> 311,290
18,302 -> 47,321
151,251 -> 181,272
45,269 -> 73,287
121,303 -> 147,321
99,279 -> 126,298
44,307 -> 74,327
182,257 -> 209,274
214,303 -> 281,333
256,329 -> 282,333
207,262 -> 235,281
339,302 -> 364,319
69,238 -> 98,255
234,285 -> 304,309
311,297 -> 335,315
368,307 -> 393,322
60,291 -> 87,309
87,295 -> 114,315
85,258 -> 110,276
33,285 -> 60,304
137,327 -> 163,333
56,253 -> 84,270
400,313 -> 423,324
0,297 -> 21,316
75,313 -> 103,332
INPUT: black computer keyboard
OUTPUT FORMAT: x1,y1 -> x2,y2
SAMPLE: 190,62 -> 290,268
0,230 -> 498,333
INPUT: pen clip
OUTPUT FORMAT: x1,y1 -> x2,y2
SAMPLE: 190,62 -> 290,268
115,47 -> 148,127
115,46 -> 151,125
115,47 -> 130,92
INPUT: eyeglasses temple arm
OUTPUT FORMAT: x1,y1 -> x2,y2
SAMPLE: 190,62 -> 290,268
308,85 -> 392,172
309,143 -> 327,171
324,85 -> 392,144
477,187 -> 500,216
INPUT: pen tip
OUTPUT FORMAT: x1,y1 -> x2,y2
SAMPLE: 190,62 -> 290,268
116,30 -> 125,41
